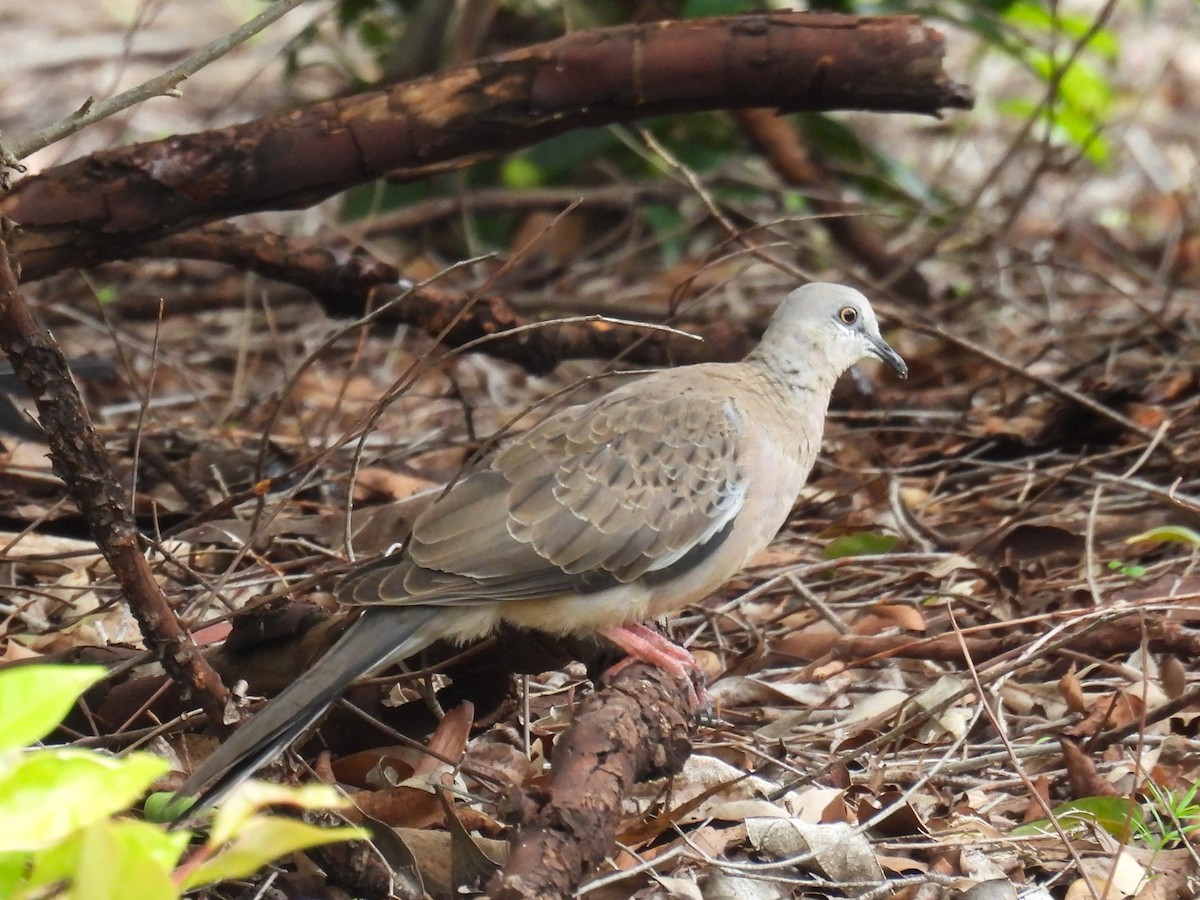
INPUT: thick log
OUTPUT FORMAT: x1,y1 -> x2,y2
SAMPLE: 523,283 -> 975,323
3,13 -> 971,280
488,663 -> 693,900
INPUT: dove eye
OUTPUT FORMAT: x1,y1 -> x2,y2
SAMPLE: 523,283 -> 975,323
838,306 -> 858,326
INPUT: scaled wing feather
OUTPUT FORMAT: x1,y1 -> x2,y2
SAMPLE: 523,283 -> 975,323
341,382 -> 749,606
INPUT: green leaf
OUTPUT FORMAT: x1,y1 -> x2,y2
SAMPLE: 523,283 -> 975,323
22,829 -> 80,895
111,820 -> 189,875
996,98 -> 1110,166
1126,525 -> 1200,548
181,817 -> 367,890
0,851 -> 30,898
681,0 -> 756,16
1049,107 -> 1111,165
143,791 -> 195,825
0,749 -> 169,852
1003,1 -> 1119,59
997,97 -> 1038,120
518,129 -> 625,183
357,19 -> 389,50
821,532 -> 900,560
796,112 -> 943,207
0,665 -> 106,752
73,820 -> 186,900
500,155 -> 544,190
208,781 -> 352,847
1024,53 -> 1112,117
1013,796 -> 1143,839
781,190 -> 809,213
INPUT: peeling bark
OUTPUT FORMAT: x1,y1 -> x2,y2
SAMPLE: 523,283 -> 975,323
488,663 -> 693,900
3,13 -> 971,280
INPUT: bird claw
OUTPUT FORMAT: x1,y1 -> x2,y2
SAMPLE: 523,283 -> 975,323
686,669 -> 714,723
598,623 -> 712,716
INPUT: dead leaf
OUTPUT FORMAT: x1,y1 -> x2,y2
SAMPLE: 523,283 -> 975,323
1061,739 -> 1120,799
770,621 -> 841,662
854,602 -> 927,635
1123,402 -> 1167,430
1160,655 -> 1186,699
1059,666 -> 1086,715
989,523 -> 1085,563
1065,691 -> 1146,738
746,818 -> 884,883
394,827 -> 507,898
1068,850 -> 1148,898
702,870 -> 787,900
352,466 -> 439,502
709,675 -> 829,709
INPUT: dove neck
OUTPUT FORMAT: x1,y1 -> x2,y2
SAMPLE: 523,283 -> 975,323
746,343 -> 840,401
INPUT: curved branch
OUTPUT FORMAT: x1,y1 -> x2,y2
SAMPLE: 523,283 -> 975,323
0,223 -> 230,724
4,13 -> 972,281
488,663 -> 694,900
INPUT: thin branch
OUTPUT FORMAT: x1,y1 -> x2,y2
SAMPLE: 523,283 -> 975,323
3,0 -> 312,163
0,218 -> 230,724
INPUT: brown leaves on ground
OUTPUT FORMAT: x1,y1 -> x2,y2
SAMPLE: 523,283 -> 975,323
3,3 -> 1200,898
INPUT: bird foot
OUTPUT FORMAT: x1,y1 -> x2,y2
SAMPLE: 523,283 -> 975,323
597,623 -> 710,713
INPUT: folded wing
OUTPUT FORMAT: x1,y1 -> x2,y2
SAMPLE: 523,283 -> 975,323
340,383 -> 748,606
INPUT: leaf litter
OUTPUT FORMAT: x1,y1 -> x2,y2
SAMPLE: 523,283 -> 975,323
2,1 -> 1200,898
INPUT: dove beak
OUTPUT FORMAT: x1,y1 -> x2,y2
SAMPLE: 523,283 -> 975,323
866,334 -> 908,379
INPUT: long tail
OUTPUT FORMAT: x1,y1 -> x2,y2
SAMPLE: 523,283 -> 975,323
175,605 -> 442,816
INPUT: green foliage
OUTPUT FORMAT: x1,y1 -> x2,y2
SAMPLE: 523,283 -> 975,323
794,112 -> 954,215
93,285 -> 117,305
1012,785 -> 1200,854
1103,522 -> 1200,576
1106,558 -> 1147,579
501,155 -> 546,190
312,0 -> 1121,264
1013,796 -> 1143,841
641,202 -> 689,268
826,0 -> 1119,165
972,0 -> 1118,164
0,665 -> 366,899
1125,525 -> 1200,548
681,0 -> 758,19
1136,780 -> 1200,852
0,750 -> 171,852
172,783 -> 366,892
0,666 -> 105,753
15,821 -> 190,900
821,532 -> 900,560
805,0 -> 858,13
1002,1 -> 1118,59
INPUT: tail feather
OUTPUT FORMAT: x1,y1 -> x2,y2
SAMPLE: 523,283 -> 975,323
176,606 -> 442,815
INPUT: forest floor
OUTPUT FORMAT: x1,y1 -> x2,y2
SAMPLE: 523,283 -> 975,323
2,2 -> 1199,899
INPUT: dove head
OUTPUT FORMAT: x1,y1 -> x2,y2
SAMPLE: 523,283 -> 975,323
755,283 -> 907,380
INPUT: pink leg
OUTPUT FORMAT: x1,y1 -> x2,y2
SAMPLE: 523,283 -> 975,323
597,623 -> 706,709
619,623 -> 699,667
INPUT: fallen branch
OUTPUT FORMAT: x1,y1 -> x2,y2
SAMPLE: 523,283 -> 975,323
4,12 -> 971,280
0,220 -> 230,724
823,613 -> 1200,666
116,225 -> 760,374
488,663 -> 693,900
